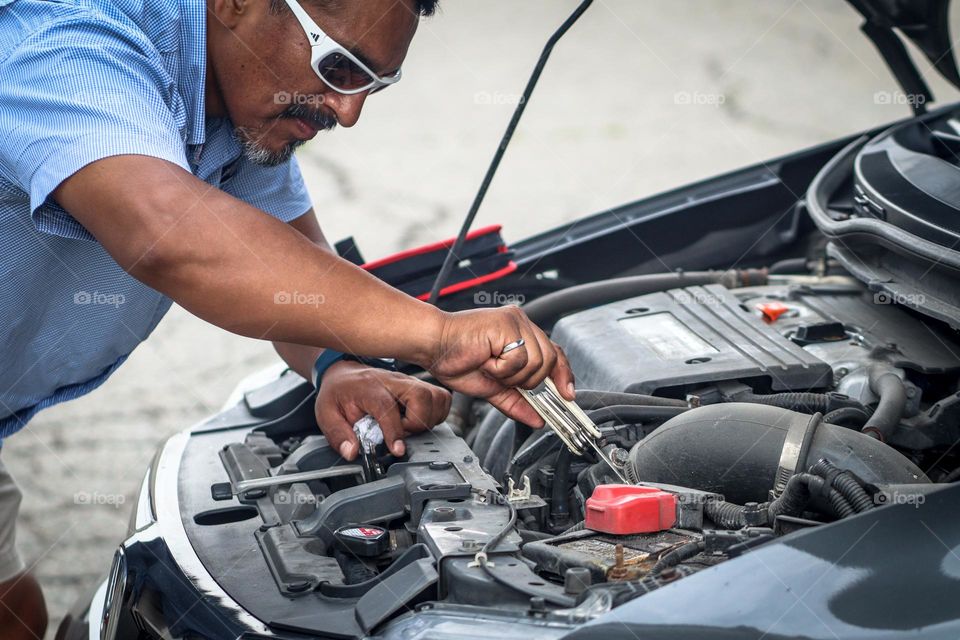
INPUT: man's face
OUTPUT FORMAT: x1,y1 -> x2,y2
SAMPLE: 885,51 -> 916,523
206,0 -> 420,165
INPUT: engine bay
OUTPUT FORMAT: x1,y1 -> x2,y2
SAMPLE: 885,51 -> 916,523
156,107 -> 960,639
174,270 -> 959,639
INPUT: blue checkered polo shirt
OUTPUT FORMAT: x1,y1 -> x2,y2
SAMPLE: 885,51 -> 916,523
0,0 -> 313,439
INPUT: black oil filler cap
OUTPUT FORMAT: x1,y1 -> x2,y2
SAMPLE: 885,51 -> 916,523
334,525 -> 389,557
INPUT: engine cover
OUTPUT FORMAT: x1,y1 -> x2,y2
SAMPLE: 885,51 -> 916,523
551,284 -> 832,395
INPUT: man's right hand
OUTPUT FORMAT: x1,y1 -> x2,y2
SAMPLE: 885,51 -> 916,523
421,306 -> 575,427
54,156 -> 573,425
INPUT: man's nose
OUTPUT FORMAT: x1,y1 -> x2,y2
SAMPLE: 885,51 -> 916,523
322,91 -> 369,128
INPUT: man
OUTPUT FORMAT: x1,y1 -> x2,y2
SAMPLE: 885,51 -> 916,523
0,0 -> 575,636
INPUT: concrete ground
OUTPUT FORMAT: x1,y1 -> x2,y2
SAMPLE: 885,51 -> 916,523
5,0 -> 959,635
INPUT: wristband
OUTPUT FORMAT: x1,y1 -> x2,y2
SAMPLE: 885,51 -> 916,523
311,351 -> 398,388
311,350 -> 347,387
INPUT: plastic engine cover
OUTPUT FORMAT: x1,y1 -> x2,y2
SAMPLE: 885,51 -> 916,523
550,285 -> 832,395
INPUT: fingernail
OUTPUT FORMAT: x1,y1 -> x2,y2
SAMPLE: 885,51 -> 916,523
567,382 -> 575,398
393,441 -> 405,457
339,442 -> 353,459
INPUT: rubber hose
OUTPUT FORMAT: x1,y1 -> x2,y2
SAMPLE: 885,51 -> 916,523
810,459 -> 875,513
445,392 -> 474,436
704,500 -> 748,529
731,391 -> 864,415
829,491 -> 857,518
768,473 -> 816,519
704,473 -> 855,528
483,419 -> 516,484
586,405 -> 688,424
862,366 -> 908,442
823,407 -> 870,428
511,430 -> 561,472
651,541 -> 705,575
768,257 -> 811,274
522,270 -> 767,330
473,408 -> 509,462
574,390 -> 686,408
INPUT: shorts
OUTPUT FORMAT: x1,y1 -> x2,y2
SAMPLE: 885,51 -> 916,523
0,457 -> 26,583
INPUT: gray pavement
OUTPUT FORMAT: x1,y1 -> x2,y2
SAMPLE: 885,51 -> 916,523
5,1 -> 958,635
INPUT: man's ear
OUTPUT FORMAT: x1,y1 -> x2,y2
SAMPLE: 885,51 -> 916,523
207,0 -> 255,29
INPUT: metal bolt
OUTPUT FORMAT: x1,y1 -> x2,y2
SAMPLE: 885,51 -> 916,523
564,567 -> 592,595
607,543 -> 629,581
433,507 -> 456,522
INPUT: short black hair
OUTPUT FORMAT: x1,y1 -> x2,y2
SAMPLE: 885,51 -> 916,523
270,0 -> 438,17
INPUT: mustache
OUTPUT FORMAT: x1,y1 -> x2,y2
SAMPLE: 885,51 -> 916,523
278,103 -> 338,131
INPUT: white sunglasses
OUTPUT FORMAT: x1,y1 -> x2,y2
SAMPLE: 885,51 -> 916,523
283,0 -> 402,95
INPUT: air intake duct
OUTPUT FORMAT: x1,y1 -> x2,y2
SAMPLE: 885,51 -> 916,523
627,403 -> 928,504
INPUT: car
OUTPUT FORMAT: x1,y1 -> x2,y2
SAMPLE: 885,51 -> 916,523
58,1 -> 960,638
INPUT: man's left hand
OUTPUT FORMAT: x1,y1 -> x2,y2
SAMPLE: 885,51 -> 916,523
316,360 -> 452,460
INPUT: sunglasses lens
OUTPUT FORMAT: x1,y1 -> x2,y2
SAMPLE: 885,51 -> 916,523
317,51 -> 375,92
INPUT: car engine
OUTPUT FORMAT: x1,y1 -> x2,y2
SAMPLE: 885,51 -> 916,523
138,107 -> 960,640
166,266 -> 957,639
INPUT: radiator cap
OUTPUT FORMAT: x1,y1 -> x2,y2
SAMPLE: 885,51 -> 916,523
585,485 -> 677,534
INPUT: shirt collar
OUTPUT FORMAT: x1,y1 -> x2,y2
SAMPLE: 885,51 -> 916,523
179,0 -> 207,146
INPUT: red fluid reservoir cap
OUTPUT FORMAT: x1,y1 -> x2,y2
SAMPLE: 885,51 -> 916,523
584,485 -> 677,535
756,301 -> 789,323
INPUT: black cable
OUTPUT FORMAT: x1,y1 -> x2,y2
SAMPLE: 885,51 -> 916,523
476,490 -> 574,607
427,0 -> 595,304
651,541 -> 705,575
251,389 -> 316,433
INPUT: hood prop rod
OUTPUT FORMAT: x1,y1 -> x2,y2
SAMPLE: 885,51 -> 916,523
427,0 -> 595,304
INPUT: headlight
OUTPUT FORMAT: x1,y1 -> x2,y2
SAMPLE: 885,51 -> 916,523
100,546 -> 128,640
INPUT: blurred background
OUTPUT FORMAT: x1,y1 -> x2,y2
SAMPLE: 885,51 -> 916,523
6,0 -> 960,634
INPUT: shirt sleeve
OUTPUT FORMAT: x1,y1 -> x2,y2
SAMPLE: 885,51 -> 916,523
220,154 -> 314,223
0,16 -> 191,240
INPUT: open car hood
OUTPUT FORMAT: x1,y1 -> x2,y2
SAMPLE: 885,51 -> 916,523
846,0 -> 960,111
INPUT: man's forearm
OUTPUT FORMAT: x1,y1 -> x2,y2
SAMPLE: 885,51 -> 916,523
274,341 -> 322,381
54,156 -> 446,365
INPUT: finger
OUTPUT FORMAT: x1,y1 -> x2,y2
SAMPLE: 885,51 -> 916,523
399,385 -> 438,433
550,342 -> 576,400
486,387 -> 545,428
435,387 -> 453,425
317,404 -> 361,460
370,398 -> 407,457
499,321 -> 546,389
481,332 -> 529,381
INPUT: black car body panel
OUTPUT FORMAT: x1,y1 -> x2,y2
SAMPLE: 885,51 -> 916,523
566,482 -> 960,639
